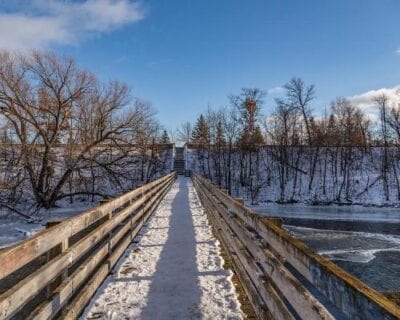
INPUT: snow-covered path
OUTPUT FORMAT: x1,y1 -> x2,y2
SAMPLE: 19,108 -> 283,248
81,177 -> 243,320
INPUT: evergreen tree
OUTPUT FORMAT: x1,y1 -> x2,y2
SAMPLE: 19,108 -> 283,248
252,126 -> 264,145
160,129 -> 170,144
191,114 -> 210,145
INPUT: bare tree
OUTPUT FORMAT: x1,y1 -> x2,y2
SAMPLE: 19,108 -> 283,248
0,51 -> 159,209
281,78 -> 315,144
177,121 -> 192,144
375,94 -> 391,201
222,106 -> 240,194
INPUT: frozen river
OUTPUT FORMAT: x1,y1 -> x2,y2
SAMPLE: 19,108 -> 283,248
253,204 -> 400,292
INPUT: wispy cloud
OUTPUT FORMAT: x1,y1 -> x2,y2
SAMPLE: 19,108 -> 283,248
267,86 -> 285,96
396,48 -> 400,55
349,86 -> 400,120
0,0 -> 145,49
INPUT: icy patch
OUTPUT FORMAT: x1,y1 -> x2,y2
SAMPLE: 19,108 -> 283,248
286,225 -> 400,263
319,248 -> 400,263
253,203 -> 400,223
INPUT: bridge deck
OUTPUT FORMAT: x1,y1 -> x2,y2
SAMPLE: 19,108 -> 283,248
81,177 -> 243,319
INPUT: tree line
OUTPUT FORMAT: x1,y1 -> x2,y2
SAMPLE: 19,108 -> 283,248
1,50 -> 398,213
181,79 -> 400,205
0,51 -> 172,216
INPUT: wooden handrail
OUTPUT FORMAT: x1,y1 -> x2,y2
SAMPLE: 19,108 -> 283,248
193,173 -> 400,320
0,172 -> 176,320
0,173 -> 172,280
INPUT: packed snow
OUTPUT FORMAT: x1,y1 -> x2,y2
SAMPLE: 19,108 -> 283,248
81,177 -> 243,320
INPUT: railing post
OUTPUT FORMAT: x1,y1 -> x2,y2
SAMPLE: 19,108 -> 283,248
45,219 -> 69,298
262,217 -> 283,229
140,185 -> 146,228
236,198 -> 245,205
100,198 -> 114,264
129,194 -> 135,240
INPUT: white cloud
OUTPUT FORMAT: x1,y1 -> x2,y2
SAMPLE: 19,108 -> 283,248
267,86 -> 285,96
0,0 -> 145,49
349,86 -> 400,120
396,48 -> 400,55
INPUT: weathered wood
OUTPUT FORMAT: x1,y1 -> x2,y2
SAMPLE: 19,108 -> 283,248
195,181 -> 293,320
61,264 -> 109,320
32,176 -> 175,320
45,220 -> 69,302
235,197 -> 244,205
61,176 -> 174,319
262,217 -> 283,228
0,176 -> 174,318
195,185 -> 271,319
216,189 -> 400,319
196,182 -> 334,320
0,173 -> 174,281
27,186 -> 166,320
194,174 -> 400,320
29,244 -> 109,320
384,292 -> 400,306
202,209 -> 273,318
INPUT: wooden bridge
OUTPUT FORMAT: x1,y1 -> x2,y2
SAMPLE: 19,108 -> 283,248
0,173 -> 399,319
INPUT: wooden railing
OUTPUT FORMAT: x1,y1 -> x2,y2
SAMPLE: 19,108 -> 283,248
193,174 -> 400,320
0,172 -> 176,320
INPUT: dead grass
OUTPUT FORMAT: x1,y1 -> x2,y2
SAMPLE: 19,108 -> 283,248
219,247 -> 257,319
202,207 -> 256,319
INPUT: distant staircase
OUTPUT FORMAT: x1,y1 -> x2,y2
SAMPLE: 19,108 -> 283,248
174,147 -> 185,175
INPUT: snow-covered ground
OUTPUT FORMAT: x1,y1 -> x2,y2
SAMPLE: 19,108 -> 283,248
0,205 -> 90,249
0,147 -> 173,249
186,147 -> 400,206
81,177 -> 243,320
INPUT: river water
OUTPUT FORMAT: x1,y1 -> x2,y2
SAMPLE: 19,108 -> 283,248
253,204 -> 400,292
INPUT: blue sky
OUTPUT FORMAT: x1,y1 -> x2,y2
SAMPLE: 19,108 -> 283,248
1,0 -> 400,129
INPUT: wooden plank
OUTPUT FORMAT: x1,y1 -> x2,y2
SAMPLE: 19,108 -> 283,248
195,184 -> 268,319
195,175 -> 400,319
29,194 -> 150,320
383,292 -> 400,306
195,181 -> 292,320
235,197 -> 244,205
29,176 -> 175,320
28,244 -> 109,320
201,200 -> 273,319
45,221 -> 68,301
0,173 -> 174,281
262,217 -> 283,228
0,176 -> 175,319
61,264 -> 109,320
208,191 -> 334,319
197,188 -> 292,319
217,192 -> 400,319
61,176 -> 175,319
62,229 -> 136,320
